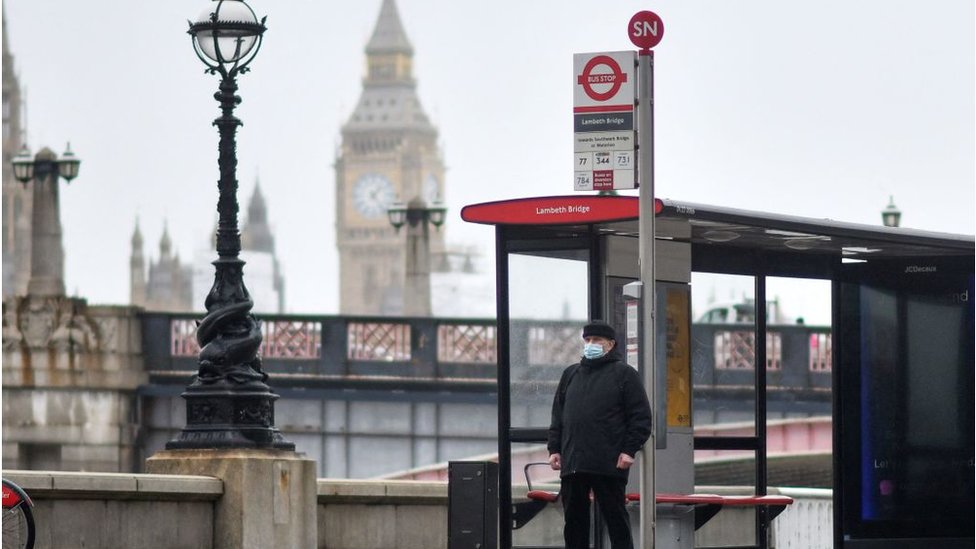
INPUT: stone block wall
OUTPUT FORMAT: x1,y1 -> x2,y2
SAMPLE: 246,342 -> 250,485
2,299 -> 146,471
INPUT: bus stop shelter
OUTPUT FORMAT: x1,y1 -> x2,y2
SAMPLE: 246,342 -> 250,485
461,194 -> 974,549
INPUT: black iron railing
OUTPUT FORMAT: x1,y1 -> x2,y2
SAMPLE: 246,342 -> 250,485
142,313 -> 830,391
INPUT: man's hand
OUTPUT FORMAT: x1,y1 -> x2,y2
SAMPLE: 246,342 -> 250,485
548,453 -> 561,470
616,453 -> 635,470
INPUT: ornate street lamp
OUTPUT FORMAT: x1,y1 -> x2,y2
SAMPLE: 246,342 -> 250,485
167,0 -> 292,450
881,196 -> 901,228
387,197 -> 447,317
10,143 -> 81,297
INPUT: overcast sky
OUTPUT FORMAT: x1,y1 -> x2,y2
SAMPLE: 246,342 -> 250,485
4,0 -> 973,316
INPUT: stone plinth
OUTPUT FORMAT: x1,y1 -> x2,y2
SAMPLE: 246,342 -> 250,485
146,449 -> 317,549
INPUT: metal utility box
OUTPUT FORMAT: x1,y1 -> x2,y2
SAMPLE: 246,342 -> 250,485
449,461 -> 499,549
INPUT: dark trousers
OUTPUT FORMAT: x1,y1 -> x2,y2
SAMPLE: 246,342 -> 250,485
561,473 -> 633,549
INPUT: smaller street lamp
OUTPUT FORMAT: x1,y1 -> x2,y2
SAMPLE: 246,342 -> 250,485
387,197 -> 447,317
10,143 -> 81,297
11,143 -> 80,185
881,196 -> 901,228
387,199 -> 447,232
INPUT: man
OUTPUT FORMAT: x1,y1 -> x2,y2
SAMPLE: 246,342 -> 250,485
547,320 -> 652,549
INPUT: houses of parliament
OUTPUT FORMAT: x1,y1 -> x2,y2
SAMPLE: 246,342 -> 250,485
3,0 -> 453,315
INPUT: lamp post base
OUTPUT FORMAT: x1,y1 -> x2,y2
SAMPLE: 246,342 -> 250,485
166,382 -> 295,450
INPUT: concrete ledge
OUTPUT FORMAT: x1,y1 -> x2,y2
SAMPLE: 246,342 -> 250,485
4,470 -> 223,501
318,479 -> 447,504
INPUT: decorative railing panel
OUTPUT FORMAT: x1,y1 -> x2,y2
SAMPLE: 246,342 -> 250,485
347,321 -> 411,362
262,320 -> 321,359
713,330 -> 783,370
527,324 -> 581,366
767,332 -> 782,370
438,324 -> 496,364
808,332 -> 832,372
171,318 -> 201,357
170,318 -> 322,360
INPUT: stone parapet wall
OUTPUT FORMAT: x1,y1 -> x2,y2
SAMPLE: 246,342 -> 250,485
4,470 -> 221,549
2,471 -> 831,549
318,479 -> 449,549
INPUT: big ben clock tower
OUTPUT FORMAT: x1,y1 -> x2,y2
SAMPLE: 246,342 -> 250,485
336,0 -> 445,315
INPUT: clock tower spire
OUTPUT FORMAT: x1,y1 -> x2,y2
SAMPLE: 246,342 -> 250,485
335,0 -> 445,315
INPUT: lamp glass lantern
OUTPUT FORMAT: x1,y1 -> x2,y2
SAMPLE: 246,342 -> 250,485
58,143 -> 81,182
189,0 -> 266,74
428,202 -> 447,228
387,202 -> 408,230
882,196 -> 901,228
11,145 -> 34,183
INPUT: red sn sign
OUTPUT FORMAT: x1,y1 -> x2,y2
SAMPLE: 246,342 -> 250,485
628,11 -> 664,50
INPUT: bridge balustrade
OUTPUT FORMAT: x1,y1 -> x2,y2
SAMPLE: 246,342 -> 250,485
692,323 -> 832,393
142,313 -> 831,395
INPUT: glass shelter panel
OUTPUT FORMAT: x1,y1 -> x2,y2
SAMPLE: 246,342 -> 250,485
508,253 -> 588,430
764,277 -> 833,425
511,441 -> 564,548
690,272 -> 757,431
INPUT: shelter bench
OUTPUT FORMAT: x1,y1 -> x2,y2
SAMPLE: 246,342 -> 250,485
513,462 -> 793,532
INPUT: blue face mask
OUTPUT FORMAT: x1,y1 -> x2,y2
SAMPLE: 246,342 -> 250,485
583,342 -> 607,359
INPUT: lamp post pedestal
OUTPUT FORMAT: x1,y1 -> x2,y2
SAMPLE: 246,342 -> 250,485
167,382 -> 293,450
26,152 -> 66,297
388,197 -> 446,317
147,449 -> 317,549
404,212 -> 432,317
12,145 -> 79,298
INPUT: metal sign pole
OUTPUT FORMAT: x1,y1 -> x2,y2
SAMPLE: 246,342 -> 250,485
638,48 -> 657,549
628,12 -> 663,547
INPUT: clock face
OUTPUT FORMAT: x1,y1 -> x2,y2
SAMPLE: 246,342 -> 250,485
423,174 -> 440,204
352,174 -> 396,218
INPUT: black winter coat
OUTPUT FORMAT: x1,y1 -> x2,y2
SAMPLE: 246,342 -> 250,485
547,350 -> 652,479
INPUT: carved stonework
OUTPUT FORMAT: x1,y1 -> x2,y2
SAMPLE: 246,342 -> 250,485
1,295 -> 107,385
93,316 -> 119,351
49,299 -> 98,353
1,299 -> 23,350
21,297 -> 57,348
3,295 -> 146,391
5,296 -> 99,352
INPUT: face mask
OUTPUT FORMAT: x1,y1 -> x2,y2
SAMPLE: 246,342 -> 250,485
583,342 -> 606,359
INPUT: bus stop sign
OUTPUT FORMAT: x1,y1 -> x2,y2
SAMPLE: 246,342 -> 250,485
628,10 -> 664,50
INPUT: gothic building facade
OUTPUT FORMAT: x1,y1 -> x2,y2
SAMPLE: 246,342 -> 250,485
129,182 -> 285,313
2,13 -> 31,298
129,222 -> 194,312
335,0 -> 446,315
